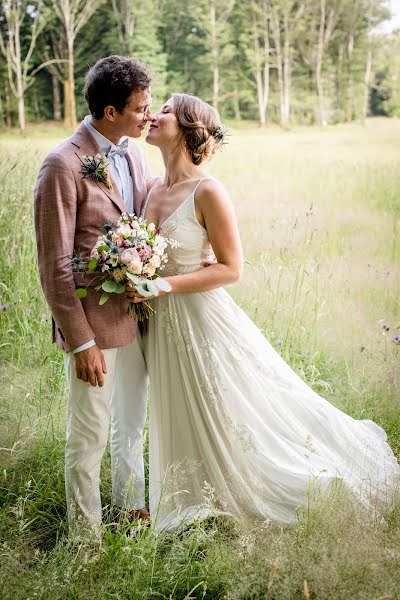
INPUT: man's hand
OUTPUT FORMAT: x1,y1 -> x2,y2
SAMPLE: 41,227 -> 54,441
74,345 -> 107,387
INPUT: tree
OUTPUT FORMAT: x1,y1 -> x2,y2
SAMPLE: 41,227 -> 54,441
268,0 -> 306,126
0,1 -> 55,131
244,0 -> 270,127
51,0 -> 103,129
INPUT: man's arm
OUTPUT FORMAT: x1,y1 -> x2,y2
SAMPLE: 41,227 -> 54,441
34,152 -> 95,350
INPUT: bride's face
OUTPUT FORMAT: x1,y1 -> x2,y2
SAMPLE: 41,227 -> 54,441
145,98 -> 181,148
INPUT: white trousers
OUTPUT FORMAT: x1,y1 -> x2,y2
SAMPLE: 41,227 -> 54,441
63,332 -> 148,532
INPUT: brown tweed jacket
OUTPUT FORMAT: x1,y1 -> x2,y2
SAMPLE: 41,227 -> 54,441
34,123 -> 149,352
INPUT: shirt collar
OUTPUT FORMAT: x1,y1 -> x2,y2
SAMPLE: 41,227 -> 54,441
83,115 -> 127,155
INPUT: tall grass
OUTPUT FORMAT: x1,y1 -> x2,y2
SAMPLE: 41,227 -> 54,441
0,119 -> 399,599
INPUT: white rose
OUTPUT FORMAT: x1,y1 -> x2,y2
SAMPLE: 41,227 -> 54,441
128,261 -> 142,275
143,263 -> 156,277
150,254 -> 161,268
131,221 -> 141,231
148,223 -> 156,232
116,223 -> 131,238
139,230 -> 149,241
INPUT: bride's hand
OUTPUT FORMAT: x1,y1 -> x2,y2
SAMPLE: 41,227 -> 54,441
125,287 -> 167,303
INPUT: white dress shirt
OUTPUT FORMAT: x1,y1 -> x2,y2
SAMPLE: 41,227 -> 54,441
73,117 -> 135,354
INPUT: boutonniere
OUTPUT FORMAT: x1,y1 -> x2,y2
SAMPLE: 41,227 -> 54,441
75,152 -> 113,190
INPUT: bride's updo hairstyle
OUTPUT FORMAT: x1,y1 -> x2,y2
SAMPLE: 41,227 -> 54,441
172,93 -> 225,165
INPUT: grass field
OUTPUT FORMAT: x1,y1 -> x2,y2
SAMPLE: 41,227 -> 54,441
0,119 -> 399,599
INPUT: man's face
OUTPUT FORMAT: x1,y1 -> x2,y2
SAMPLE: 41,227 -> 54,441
113,88 -> 152,138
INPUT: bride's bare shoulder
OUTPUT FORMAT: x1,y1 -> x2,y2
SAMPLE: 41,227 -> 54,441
195,177 -> 231,208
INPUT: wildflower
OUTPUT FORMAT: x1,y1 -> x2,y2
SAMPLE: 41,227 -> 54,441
0,304 -> 9,310
275,339 -> 283,347
113,269 -> 124,283
381,323 -> 390,332
25,308 -> 33,315
393,336 -> 400,345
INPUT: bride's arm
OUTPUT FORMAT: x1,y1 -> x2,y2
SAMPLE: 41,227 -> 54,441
128,180 -> 243,303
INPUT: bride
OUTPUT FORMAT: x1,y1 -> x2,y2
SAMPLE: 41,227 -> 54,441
127,93 -> 399,532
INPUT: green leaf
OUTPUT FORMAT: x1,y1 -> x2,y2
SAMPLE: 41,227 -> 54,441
153,277 -> 172,293
113,283 -> 125,294
75,288 -> 87,298
88,258 -> 98,272
99,293 -> 109,305
97,244 -> 110,253
102,280 -> 117,293
95,284 -> 103,291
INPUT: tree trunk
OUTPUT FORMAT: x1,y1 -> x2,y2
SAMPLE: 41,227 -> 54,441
316,0 -> 326,125
252,6 -> 269,127
362,35 -> 372,124
14,17 -> 25,132
64,38 -> 77,129
5,79 -> 12,128
282,7 -> 291,125
17,93 -> 25,131
271,9 -> 285,126
52,73 -> 62,121
346,33 -> 354,122
210,0 -> 219,110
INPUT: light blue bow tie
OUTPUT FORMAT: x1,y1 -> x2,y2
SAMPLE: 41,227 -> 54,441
107,138 -> 129,158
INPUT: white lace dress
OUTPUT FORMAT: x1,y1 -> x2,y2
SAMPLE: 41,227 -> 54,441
142,179 -> 400,532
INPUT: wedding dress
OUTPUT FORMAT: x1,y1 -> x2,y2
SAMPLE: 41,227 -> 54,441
142,178 -> 399,532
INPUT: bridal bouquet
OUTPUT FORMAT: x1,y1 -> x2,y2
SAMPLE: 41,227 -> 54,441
73,213 -> 178,321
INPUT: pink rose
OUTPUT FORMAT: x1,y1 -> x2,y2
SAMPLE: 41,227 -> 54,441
138,244 -> 152,260
120,248 -> 140,265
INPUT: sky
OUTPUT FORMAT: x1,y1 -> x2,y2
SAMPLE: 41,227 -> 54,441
379,0 -> 400,33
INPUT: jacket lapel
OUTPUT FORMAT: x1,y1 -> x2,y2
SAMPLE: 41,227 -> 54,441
71,123 -> 128,215
125,150 -> 142,217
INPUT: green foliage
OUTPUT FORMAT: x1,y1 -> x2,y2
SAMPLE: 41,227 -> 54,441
0,0 -> 399,127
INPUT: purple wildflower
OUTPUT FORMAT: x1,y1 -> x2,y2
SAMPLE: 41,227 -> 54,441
381,323 -> 390,332
25,308 -> 33,315
275,339 -> 283,347
393,336 -> 400,345
0,304 -> 9,310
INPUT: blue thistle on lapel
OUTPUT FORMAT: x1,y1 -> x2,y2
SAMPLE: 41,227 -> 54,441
76,152 -> 113,190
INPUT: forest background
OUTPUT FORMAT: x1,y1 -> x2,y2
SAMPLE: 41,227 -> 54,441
0,0 -> 400,131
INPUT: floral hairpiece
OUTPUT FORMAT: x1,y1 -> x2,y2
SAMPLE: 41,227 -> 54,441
212,124 -> 228,144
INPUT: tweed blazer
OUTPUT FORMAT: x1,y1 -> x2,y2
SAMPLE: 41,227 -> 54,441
34,122 -> 149,352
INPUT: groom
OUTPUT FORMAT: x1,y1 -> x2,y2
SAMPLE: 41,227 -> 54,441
34,55 -> 152,535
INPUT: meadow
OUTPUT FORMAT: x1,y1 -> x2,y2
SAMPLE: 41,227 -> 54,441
0,119 -> 399,599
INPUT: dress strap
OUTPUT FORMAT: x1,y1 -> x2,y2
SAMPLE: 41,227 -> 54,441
192,177 -> 212,197
141,176 -> 161,218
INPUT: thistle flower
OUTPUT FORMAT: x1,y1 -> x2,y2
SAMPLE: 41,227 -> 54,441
0,304 -> 9,310
393,336 -> 400,345
381,323 -> 390,332
275,339 -> 283,347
